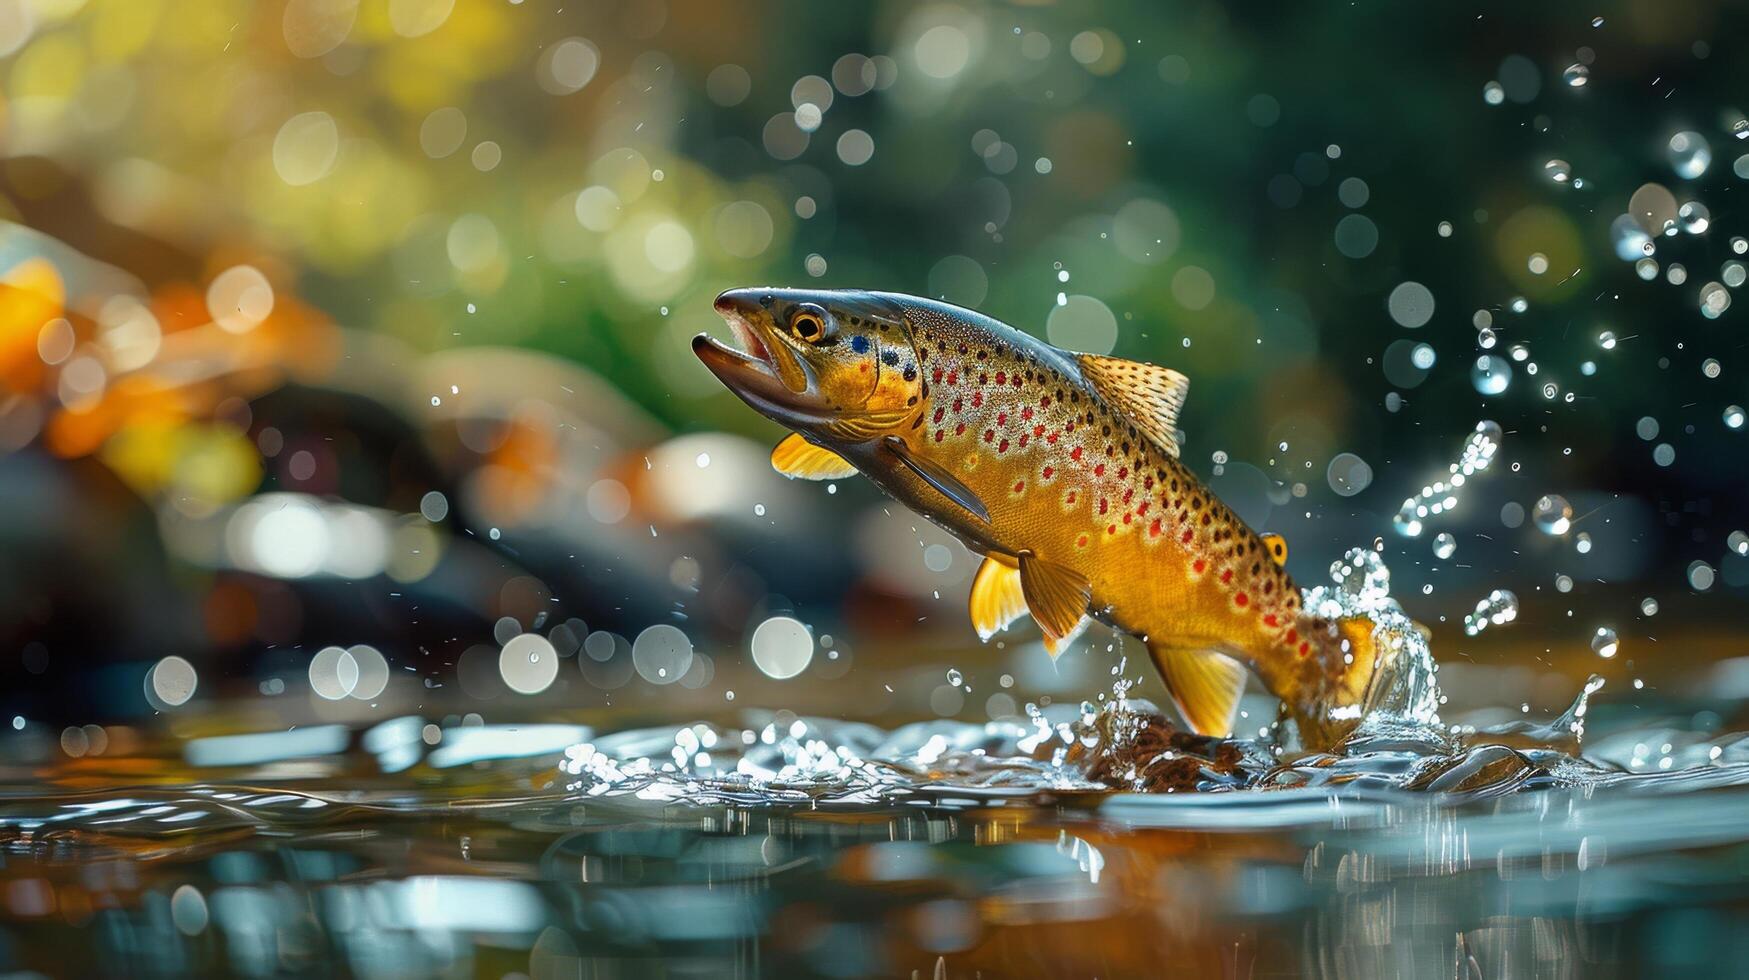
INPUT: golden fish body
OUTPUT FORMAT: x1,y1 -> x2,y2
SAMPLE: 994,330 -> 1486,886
697,288 -> 1387,745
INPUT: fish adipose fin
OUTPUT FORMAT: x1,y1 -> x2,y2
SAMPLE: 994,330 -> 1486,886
969,556 -> 1027,641
1017,551 -> 1091,642
1077,354 -> 1189,459
883,435 -> 989,523
1150,645 -> 1247,737
771,433 -> 858,480
1260,532 -> 1288,566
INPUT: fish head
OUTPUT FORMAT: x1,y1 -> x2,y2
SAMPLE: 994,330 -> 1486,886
696,287 -> 925,441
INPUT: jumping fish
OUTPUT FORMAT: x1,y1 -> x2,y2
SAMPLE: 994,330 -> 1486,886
694,288 -> 1399,746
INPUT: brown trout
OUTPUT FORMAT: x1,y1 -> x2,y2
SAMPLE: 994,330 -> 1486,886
694,287 -> 1397,746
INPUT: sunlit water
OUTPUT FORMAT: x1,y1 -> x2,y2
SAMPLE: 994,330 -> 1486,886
9,525 -> 1749,976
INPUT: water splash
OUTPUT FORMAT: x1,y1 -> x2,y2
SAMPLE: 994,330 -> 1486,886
1392,420 -> 1503,536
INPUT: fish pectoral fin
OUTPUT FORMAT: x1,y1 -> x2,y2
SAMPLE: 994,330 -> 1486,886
1017,551 -> 1091,642
969,555 -> 1027,641
883,435 -> 990,523
1261,533 -> 1288,566
1149,645 -> 1248,738
1077,354 -> 1189,459
771,433 -> 858,480
1042,616 -> 1090,660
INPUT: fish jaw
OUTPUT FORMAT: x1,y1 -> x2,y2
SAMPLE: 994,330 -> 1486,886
694,292 -> 828,431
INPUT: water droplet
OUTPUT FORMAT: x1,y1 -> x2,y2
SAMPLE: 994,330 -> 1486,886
946,667 -> 963,686
1477,327 -> 1497,349
1703,358 -> 1722,379
1679,201 -> 1711,233
1591,626 -> 1619,658
1392,421 -> 1501,536
1611,214 -> 1654,262
1433,533 -> 1456,559
1463,589 -> 1519,636
1533,494 -> 1573,535
1544,159 -> 1572,182
1326,452 -> 1373,497
1483,81 -> 1505,105
1541,381 -> 1560,400
1688,560 -> 1716,591
1729,530 -> 1749,556
1668,131 -> 1713,179
1725,404 -> 1746,429
1701,281 -> 1732,319
1598,330 -> 1617,350
1562,64 -> 1589,87
1472,355 -> 1513,394
1640,596 -> 1659,616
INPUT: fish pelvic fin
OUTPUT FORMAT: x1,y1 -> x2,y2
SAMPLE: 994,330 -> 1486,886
968,555 -> 1027,641
771,433 -> 858,480
1016,551 -> 1091,642
1042,616 -> 1090,660
1077,354 -> 1189,459
1147,644 -> 1248,738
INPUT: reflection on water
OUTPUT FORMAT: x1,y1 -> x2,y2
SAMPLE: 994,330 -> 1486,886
6,687 -> 1749,978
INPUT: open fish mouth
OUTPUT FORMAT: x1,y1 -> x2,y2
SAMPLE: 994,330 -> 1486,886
694,290 -> 819,423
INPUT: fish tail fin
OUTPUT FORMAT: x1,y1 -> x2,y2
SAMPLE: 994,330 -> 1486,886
1288,614 -> 1416,749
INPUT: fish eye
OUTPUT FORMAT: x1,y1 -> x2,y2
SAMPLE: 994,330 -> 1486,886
788,304 -> 832,343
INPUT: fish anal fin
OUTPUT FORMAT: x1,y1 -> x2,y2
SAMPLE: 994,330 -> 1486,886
1261,533 -> 1288,566
771,433 -> 858,480
883,435 -> 990,523
1077,354 -> 1188,459
1017,551 -> 1091,641
1148,644 -> 1248,737
1042,617 -> 1090,660
969,555 -> 1027,641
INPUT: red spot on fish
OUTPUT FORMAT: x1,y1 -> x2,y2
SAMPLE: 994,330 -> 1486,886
1298,641 -> 1311,657
859,364 -> 868,373
971,392 -> 983,408
1045,432 -> 1058,444
1221,569 -> 1233,584
1042,466 -> 1054,479
955,423 -> 966,435
1098,498 -> 1109,515
1263,614 -> 1279,627
1034,424 -> 1045,437
932,368 -> 944,383
1137,501 -> 1149,515
1118,467 -> 1128,479
1192,558 -> 1207,573
1013,480 -> 1025,493
952,398 -> 962,412
933,408 -> 945,423
1071,446 -> 1083,461
1021,407 -> 1033,421
1018,434 -> 1029,447
997,412 -> 1008,425
1123,489 -> 1134,503
1012,376 -> 1023,388
1094,464 -> 1106,476
1235,592 -> 1249,607
1040,396 -> 1052,407
998,439 -> 1009,453
1122,513 -> 1132,524
1149,519 -> 1162,536
1108,524 -> 1117,535
1143,477 -> 1154,489
1286,629 -> 1298,645
934,430 -> 944,442
1077,534 -> 1089,547
947,371 -> 958,385
995,371 -> 1006,384
984,429 -> 994,443
1065,491 -> 1078,504
1182,529 -> 1195,544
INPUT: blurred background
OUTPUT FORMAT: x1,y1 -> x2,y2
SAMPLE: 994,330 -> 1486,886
2,0 -> 1747,744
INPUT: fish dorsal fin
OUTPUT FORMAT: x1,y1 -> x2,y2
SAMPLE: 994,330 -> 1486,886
1077,354 -> 1188,458
1260,533 -> 1288,566
883,436 -> 990,523
969,556 -> 1027,641
1017,551 -> 1091,642
1150,645 -> 1247,737
771,433 -> 858,480
1042,616 -> 1090,661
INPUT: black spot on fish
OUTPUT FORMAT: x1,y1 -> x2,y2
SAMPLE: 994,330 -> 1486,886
902,366 -> 917,381
881,350 -> 900,367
